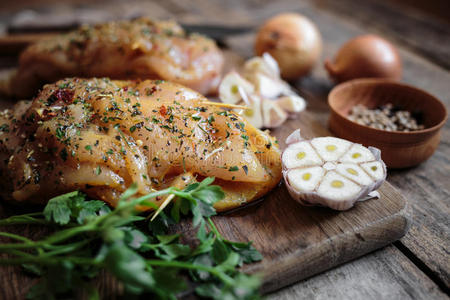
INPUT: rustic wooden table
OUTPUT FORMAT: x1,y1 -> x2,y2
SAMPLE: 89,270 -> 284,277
0,0 -> 448,299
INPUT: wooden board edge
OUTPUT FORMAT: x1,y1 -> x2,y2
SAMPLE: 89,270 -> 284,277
253,186 -> 412,294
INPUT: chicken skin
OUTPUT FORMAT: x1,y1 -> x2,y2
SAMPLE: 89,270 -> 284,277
0,78 -> 281,211
2,18 -> 224,98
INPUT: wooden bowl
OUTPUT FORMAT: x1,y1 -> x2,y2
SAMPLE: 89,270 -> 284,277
328,78 -> 448,168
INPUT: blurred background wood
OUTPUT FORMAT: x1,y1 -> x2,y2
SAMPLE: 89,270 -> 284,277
0,0 -> 449,299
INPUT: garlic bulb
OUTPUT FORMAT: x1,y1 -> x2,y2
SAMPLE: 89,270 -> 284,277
282,129 -> 386,210
243,54 -> 292,98
218,53 -> 306,129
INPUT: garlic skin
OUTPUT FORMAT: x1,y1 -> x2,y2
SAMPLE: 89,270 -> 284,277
261,98 -> 288,128
282,129 -> 387,210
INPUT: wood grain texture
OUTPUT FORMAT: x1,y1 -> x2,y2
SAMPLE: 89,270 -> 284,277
174,108 -> 412,294
0,104 -> 412,299
0,0 -> 449,298
315,0 -> 450,70
224,0 -> 450,288
268,245 -> 447,300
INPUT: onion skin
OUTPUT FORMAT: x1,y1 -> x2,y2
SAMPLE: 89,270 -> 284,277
325,35 -> 402,83
254,13 -> 322,80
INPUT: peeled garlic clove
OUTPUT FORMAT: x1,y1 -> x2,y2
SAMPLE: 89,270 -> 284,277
244,53 -> 280,78
282,130 -> 387,210
262,53 -> 281,76
262,98 -> 288,128
248,73 -> 291,98
236,94 -> 264,129
361,161 -> 385,187
219,71 -> 254,104
276,95 -> 306,114
287,166 -> 324,192
282,141 -> 323,169
339,143 -> 375,163
317,171 -> 362,203
335,163 -> 373,186
310,137 -> 352,162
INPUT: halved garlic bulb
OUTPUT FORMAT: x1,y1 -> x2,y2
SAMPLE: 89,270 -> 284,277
282,129 -> 386,210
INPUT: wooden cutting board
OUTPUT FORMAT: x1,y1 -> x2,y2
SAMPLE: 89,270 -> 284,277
0,104 -> 411,299
0,57 -> 410,299
196,110 -> 411,293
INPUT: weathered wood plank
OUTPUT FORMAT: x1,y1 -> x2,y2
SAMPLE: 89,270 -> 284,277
268,245 -> 447,300
0,0 -> 449,297
314,0 -> 450,70
224,0 -> 450,288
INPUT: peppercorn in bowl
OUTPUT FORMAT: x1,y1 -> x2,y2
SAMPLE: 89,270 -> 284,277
328,78 -> 447,168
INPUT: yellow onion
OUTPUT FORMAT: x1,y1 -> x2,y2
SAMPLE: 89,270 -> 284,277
325,35 -> 402,83
254,13 -> 322,80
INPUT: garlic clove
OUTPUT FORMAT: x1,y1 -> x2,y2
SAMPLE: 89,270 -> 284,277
262,98 -> 288,128
236,94 -> 264,129
276,95 -> 306,114
339,143 -> 375,163
361,161 -> 385,181
244,55 -> 279,78
248,73 -> 291,98
282,141 -> 323,169
317,171 -> 362,203
310,137 -> 352,162
262,53 -> 281,76
336,163 -> 374,185
287,166 -> 324,192
219,71 -> 254,104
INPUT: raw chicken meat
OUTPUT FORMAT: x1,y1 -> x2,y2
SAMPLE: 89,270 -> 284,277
2,18 -> 223,98
0,78 -> 281,211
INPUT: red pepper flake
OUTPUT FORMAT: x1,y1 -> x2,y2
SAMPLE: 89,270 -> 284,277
54,89 -> 75,104
41,109 -> 57,121
123,86 -> 128,92
159,105 -> 167,117
89,113 -> 100,122
146,85 -> 158,96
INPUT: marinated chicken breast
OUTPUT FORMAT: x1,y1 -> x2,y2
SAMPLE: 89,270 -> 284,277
2,18 -> 223,98
0,78 -> 281,211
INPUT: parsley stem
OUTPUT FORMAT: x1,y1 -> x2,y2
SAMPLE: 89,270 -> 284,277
0,224 -> 95,250
146,260 -> 235,286
0,256 -> 98,266
207,217 -> 223,240
2,249 -> 36,258
41,239 -> 93,257
0,232 -> 36,244
0,213 -> 48,226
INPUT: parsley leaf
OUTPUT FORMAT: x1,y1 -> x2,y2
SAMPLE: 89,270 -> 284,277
1,177 -> 263,299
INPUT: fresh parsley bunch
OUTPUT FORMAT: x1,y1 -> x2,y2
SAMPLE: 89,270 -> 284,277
0,177 -> 262,299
